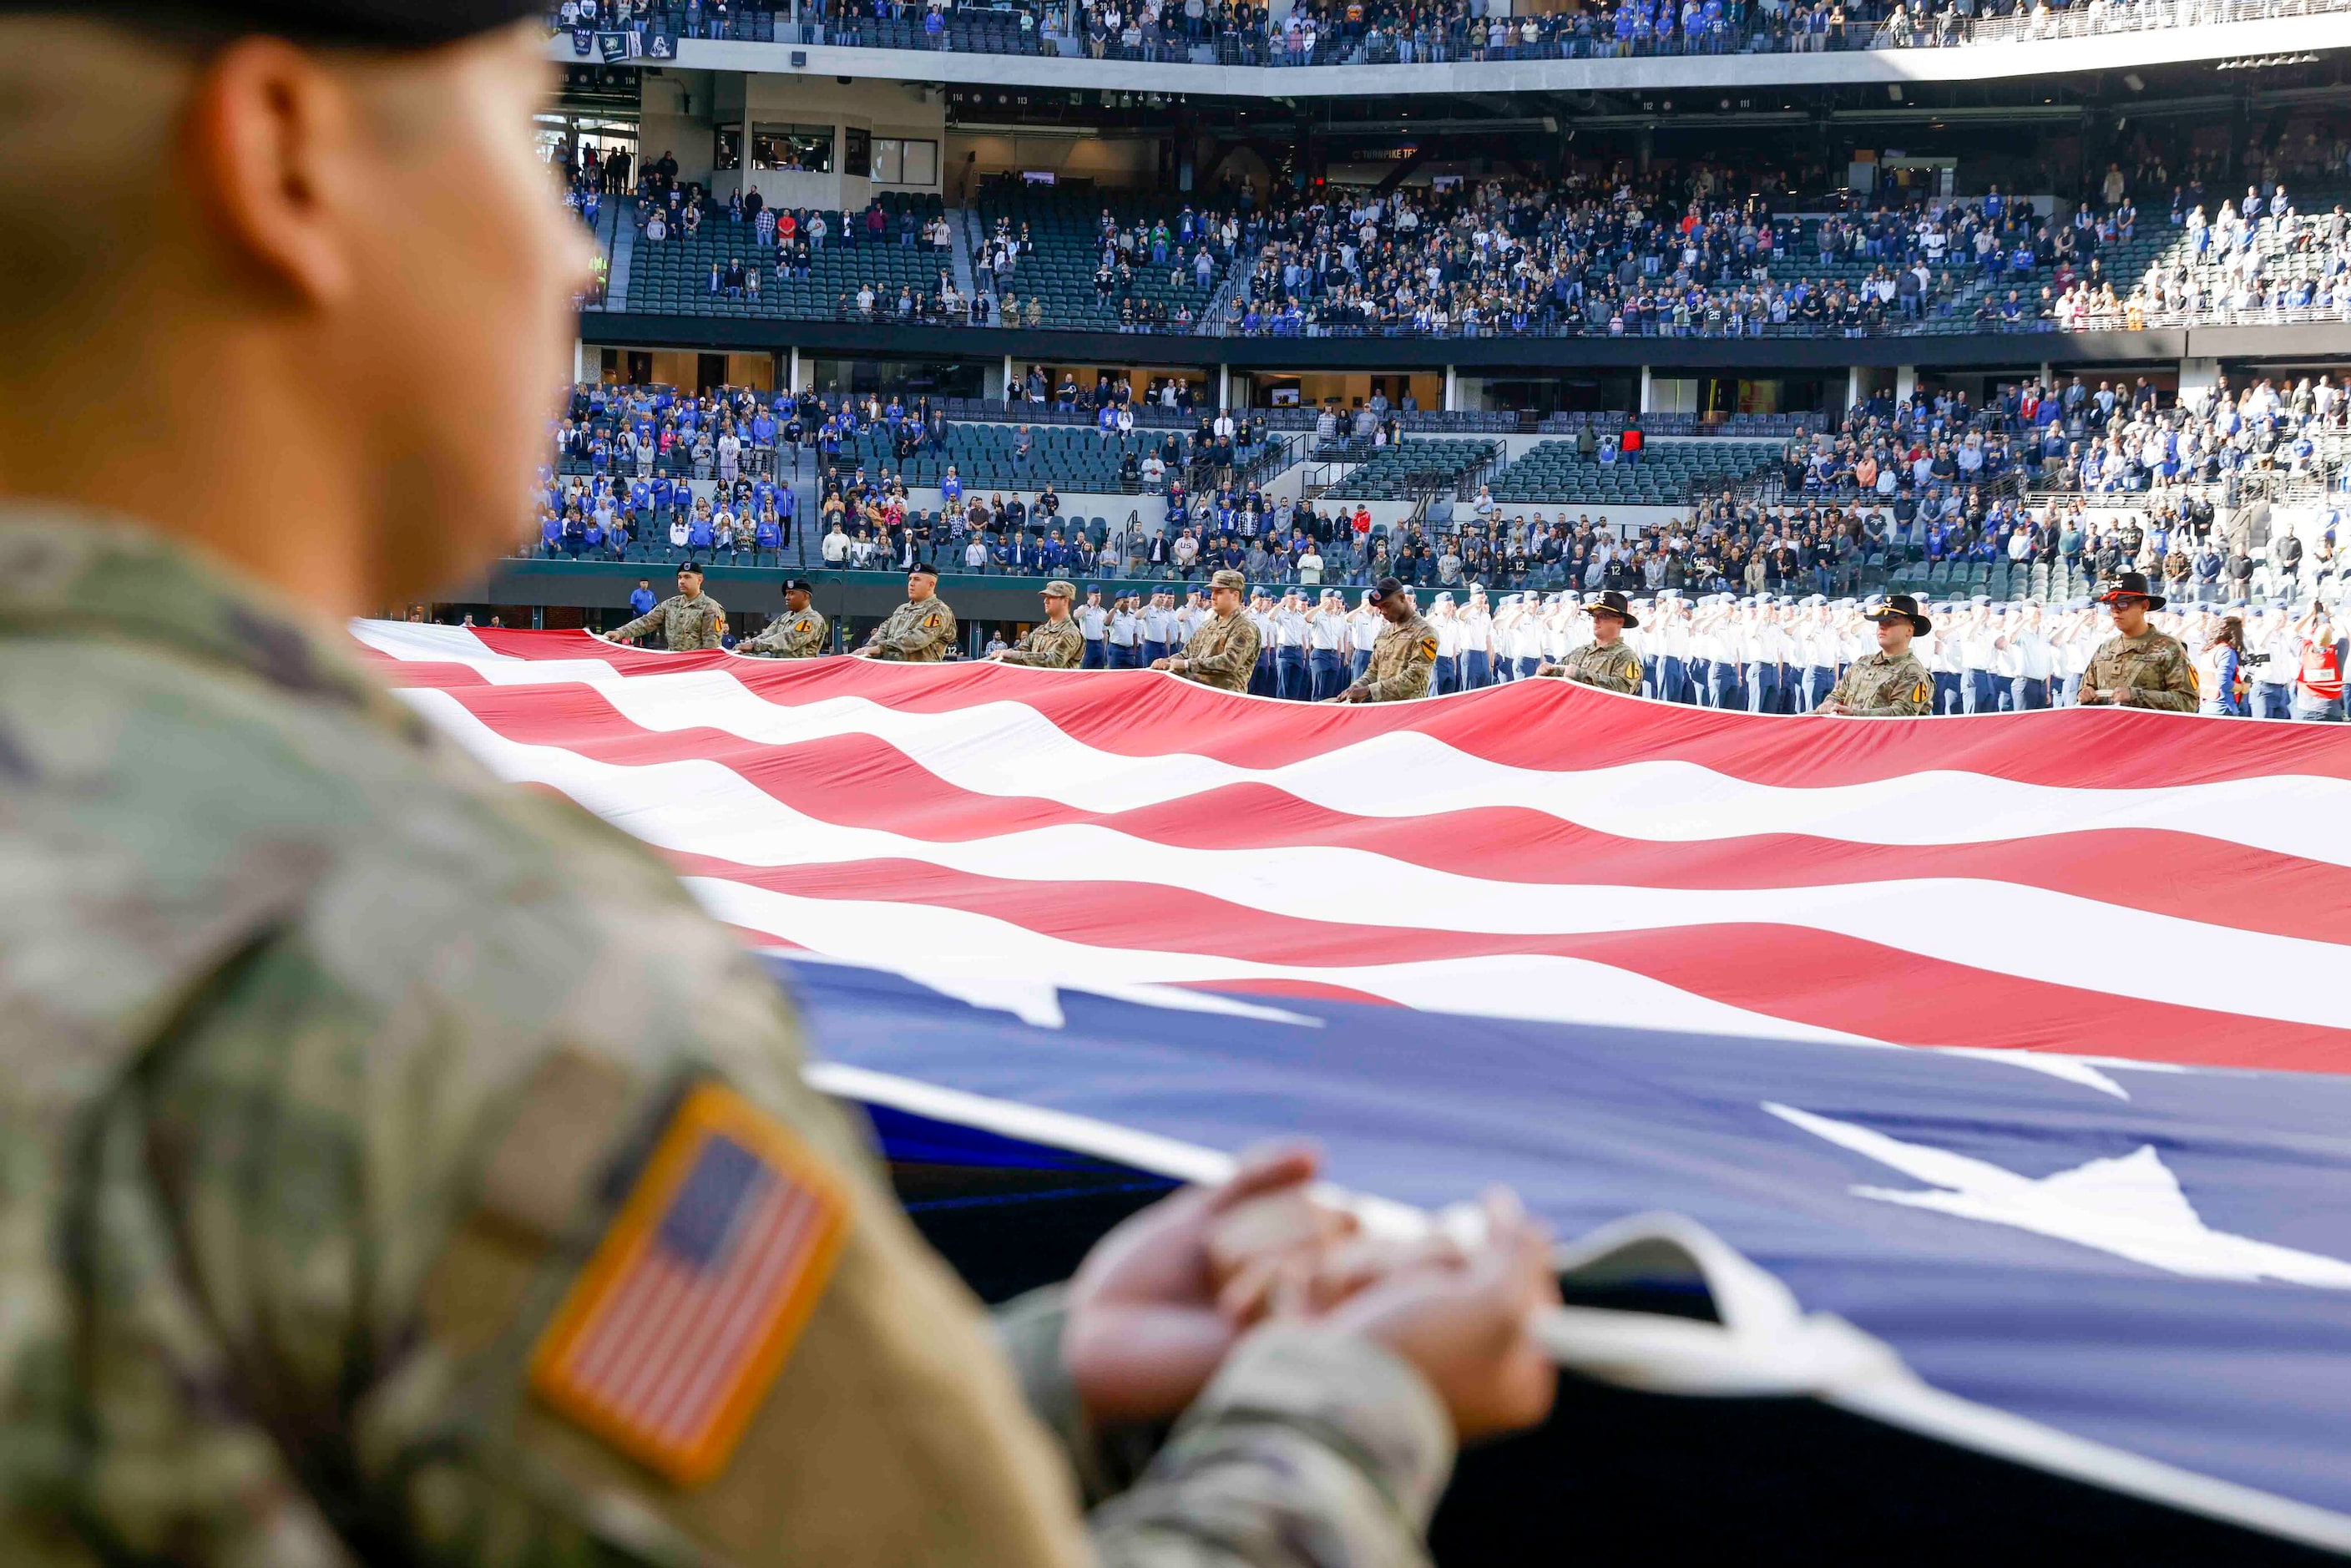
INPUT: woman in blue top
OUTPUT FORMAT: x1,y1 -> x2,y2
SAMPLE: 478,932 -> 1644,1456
2197,615 -> 2246,716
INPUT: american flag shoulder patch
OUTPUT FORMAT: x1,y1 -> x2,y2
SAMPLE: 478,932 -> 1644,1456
528,1080 -> 850,1486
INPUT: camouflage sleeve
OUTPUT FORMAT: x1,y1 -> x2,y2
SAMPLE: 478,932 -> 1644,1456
1363,635 -> 1436,702
797,614 -> 830,657
1090,1326 -> 1453,1568
1182,618 -> 1260,685
695,608 -> 726,650
604,608 -> 661,644
120,859 -> 1098,1568
2123,643 -> 2200,712
998,1292 -> 1453,1568
735,623 -> 789,657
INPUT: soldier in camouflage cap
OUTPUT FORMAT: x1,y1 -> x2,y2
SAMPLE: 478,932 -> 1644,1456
1816,594 -> 1935,716
989,579 -> 1086,667
1535,590 -> 1644,694
736,578 -> 830,658
1157,568 -> 1260,691
856,562 -> 958,661
604,562 -> 728,650
0,7 -> 1560,1565
2077,571 -> 2200,712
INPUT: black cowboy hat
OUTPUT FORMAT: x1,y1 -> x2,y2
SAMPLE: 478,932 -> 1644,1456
2096,570 -> 2168,609
1863,593 -> 1933,635
1589,590 -> 1640,630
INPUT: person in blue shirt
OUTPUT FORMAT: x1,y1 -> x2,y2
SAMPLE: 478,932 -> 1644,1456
539,513 -> 564,558
629,579 -> 659,619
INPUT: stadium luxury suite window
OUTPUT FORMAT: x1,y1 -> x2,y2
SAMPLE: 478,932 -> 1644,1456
751,124 -> 836,174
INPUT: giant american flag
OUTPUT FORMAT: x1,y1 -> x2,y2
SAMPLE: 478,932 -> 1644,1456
353,620 -> 2351,1077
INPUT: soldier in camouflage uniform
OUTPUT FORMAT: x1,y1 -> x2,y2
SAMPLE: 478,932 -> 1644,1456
1331,577 -> 1438,703
990,579 -> 1086,668
856,563 -> 958,661
2076,571 -> 2200,712
1157,568 -> 1261,692
604,562 -> 727,650
0,10 -> 1560,1565
1536,589 -> 1645,694
1817,594 -> 1936,716
736,578 -> 830,658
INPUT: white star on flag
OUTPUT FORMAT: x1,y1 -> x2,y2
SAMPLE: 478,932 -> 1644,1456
1766,1103 -> 2351,1289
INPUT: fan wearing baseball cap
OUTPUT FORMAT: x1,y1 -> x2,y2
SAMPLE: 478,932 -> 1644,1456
2076,571 -> 2200,711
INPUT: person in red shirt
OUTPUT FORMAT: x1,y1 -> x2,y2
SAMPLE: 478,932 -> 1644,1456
1620,421 -> 1645,467
2292,604 -> 2346,721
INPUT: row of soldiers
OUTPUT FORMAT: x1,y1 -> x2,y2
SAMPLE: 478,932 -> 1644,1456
605,562 -> 2199,713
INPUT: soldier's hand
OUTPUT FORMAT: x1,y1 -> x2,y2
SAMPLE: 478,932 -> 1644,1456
1063,1145 -> 1325,1425
1818,701 -> 1853,716
1323,1188 -> 1560,1443
1149,657 -> 1173,670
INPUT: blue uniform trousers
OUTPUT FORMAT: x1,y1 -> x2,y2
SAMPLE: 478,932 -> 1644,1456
1081,639 -> 1106,669
1933,670 -> 1964,715
1141,640 -> 1169,666
1251,649 -> 1279,696
1744,661 -> 1777,714
1308,648 -> 1345,701
2013,676 -> 2049,711
1707,660 -> 1739,709
2256,684 -> 2293,718
1965,669 -> 1998,715
1432,655 -> 1456,695
1276,646 -> 1309,700
1350,648 -> 1373,683
1464,650 -> 1491,689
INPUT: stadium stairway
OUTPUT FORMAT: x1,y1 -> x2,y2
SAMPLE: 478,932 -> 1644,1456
604,198 -> 637,307
946,208 -> 980,302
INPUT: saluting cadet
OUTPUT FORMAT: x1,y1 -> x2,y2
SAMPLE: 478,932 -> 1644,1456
1307,588 -> 1349,701
855,562 -> 958,660
1273,588 -> 1311,701
1140,589 -> 1176,667
735,577 -> 829,657
1459,589 -> 1494,690
1535,590 -> 1645,693
1816,594 -> 1936,716
1077,585 -> 1110,668
1108,592 -> 1142,667
1347,589 -> 1381,684
1157,569 -> 1262,692
1429,593 -> 1459,695
990,579 -> 1088,667
1330,577 -> 1438,703
1959,599 -> 2000,715
604,561 -> 726,650
2011,603 -> 2055,711
1247,590 -> 1280,695
2076,571 -> 2200,711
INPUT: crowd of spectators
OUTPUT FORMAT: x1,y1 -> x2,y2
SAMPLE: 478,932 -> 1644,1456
548,0 -> 2351,65
1211,171 -> 2169,338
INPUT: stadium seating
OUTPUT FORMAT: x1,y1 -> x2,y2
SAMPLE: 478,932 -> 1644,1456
1322,439 -> 1501,501
619,191 -> 953,321
1487,439 -> 1783,506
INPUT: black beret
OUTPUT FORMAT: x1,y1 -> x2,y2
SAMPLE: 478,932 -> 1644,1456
14,0 -> 549,46
907,563 -> 938,578
678,561 -> 705,574
783,578 -> 814,594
